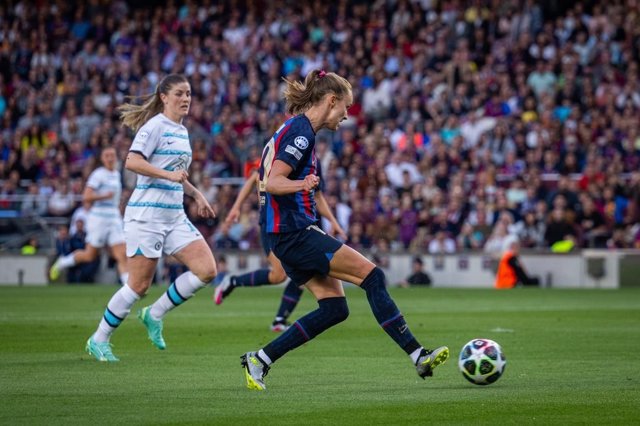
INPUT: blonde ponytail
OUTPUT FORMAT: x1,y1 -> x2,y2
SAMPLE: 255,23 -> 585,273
283,70 -> 352,115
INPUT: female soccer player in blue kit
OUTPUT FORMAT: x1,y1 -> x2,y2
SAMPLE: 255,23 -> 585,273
241,70 -> 449,390
214,162 -> 346,332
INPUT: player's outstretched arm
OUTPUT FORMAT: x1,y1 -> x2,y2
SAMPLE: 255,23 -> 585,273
225,171 -> 259,226
315,191 -> 347,240
183,179 -> 216,218
82,187 -> 113,204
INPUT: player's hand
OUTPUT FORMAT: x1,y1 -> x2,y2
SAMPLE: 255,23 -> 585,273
302,175 -> 319,192
195,193 -> 216,218
329,222 -> 347,240
225,207 -> 240,226
167,169 -> 189,183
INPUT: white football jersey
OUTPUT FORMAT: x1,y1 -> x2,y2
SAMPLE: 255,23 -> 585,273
86,166 -> 122,219
125,113 -> 191,223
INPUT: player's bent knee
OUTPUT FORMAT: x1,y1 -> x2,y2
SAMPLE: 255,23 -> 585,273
78,250 -> 97,262
363,266 -> 386,288
195,267 -> 217,284
334,302 -> 349,324
128,281 -> 151,296
320,297 -> 349,326
270,270 -> 287,284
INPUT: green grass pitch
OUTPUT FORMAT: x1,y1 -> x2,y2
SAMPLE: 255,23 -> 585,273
0,285 -> 638,425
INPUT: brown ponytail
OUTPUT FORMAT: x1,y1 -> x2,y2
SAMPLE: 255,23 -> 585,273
117,74 -> 188,132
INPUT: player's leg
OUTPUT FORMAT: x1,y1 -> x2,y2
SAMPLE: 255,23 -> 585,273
145,238 -> 217,322
52,215 -> 109,281
230,254 -> 288,287
138,219 -> 216,349
138,238 -> 215,350
214,252 -> 286,304
328,243 -> 449,378
49,244 -> 100,280
261,254 -> 304,331
242,275 -> 348,390
215,226 -> 287,304
86,255 -> 156,361
109,243 -> 129,285
68,244 -> 101,264
87,219 -> 164,358
261,275 -> 347,361
107,220 -> 129,285
271,276 -> 304,332
242,227 -> 350,389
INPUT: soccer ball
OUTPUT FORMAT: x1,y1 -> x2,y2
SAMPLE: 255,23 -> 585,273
458,338 -> 506,385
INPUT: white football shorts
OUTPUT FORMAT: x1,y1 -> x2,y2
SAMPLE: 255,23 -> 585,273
124,218 -> 204,258
86,215 -> 125,248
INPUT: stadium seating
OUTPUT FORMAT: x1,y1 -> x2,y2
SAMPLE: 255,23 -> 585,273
0,0 -> 638,254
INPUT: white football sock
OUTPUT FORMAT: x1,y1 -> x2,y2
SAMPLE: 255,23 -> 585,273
257,349 -> 272,366
410,347 -> 425,364
58,253 -> 77,270
94,284 -> 140,343
119,272 -> 129,286
149,271 -> 208,320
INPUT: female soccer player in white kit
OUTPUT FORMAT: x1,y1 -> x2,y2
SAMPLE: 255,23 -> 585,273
85,74 -> 218,362
49,147 -> 129,285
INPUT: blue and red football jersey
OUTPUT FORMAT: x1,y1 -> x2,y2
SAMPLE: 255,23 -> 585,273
259,114 -> 318,233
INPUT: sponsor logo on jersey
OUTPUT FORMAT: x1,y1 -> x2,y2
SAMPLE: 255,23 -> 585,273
167,153 -> 190,171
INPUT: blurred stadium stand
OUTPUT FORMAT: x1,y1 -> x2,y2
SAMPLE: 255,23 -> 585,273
0,0 -> 639,259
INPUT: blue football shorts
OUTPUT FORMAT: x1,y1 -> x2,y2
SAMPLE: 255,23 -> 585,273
266,224 -> 343,285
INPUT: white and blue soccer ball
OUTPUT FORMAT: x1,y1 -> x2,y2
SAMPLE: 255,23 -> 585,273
458,338 -> 506,385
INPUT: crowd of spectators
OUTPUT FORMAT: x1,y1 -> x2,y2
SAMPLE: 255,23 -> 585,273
1,0 -> 640,255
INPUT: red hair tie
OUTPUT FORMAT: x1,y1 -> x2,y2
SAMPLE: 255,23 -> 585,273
318,70 -> 327,78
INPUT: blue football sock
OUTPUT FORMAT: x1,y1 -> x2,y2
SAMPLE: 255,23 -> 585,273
360,267 -> 421,354
233,269 -> 271,287
263,297 -> 349,363
274,280 -> 303,321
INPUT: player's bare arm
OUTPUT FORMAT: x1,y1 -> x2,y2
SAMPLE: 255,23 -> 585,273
225,171 -> 259,225
265,160 -> 319,195
125,152 -> 188,183
82,186 -> 113,204
183,179 -> 216,218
